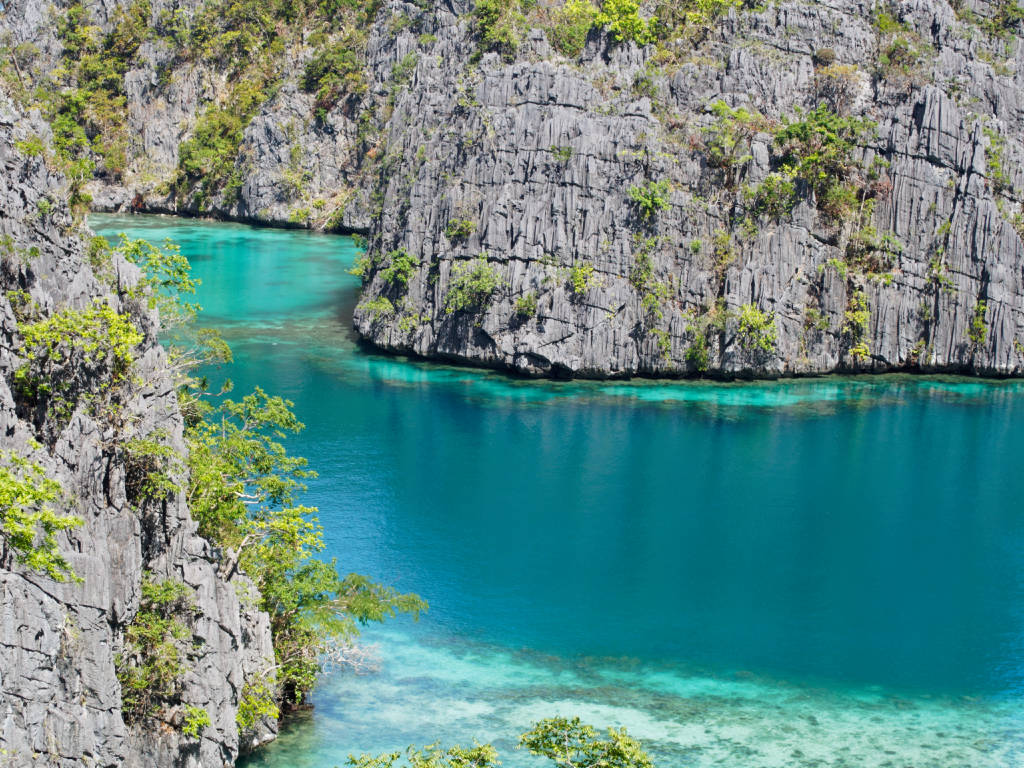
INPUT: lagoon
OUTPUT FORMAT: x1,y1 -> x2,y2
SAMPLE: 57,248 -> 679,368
92,214 -> 1024,767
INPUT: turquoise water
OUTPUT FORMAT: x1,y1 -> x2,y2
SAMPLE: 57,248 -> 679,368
93,215 -> 1024,767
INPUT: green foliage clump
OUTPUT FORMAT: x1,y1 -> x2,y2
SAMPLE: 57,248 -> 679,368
302,33 -> 369,120
546,0 -> 600,57
473,0 -> 528,61
182,386 -> 425,707
628,180 -> 671,221
967,300 -> 989,347
352,717 -> 653,768
14,300 -> 143,421
182,705 -> 211,739
444,218 -> 476,241
444,259 -> 502,314
114,235 -> 200,324
983,126 -> 1014,196
736,303 -> 777,354
380,249 -> 419,290
116,575 -> 197,723
748,105 -> 876,224
520,717 -> 655,768
237,678 -> 279,730
843,290 -> 871,360
176,76 -> 271,209
568,262 -> 597,296
362,296 -> 396,321
0,451 -> 80,582
350,743 -> 499,768
703,100 -> 766,190
514,291 -> 538,320
596,0 -> 657,46
14,136 -> 46,157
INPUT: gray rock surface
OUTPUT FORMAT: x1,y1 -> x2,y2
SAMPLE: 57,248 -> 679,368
354,0 -> 1024,377
0,94 -> 276,767
4,0 -> 1024,379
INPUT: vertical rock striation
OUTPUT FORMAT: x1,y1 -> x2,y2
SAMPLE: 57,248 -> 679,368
0,94 -> 275,767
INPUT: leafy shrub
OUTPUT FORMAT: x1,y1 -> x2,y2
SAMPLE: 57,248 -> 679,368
967,300 -> 988,346
14,300 -> 143,428
568,263 -> 597,296
362,296 -> 396,321
302,36 -> 367,118
380,249 -> 418,290
0,451 -> 80,582
116,576 -> 196,722
444,218 -> 476,240
736,303 -> 777,354
843,290 -> 871,359
473,0 -> 527,61
182,705 -> 211,738
237,678 -> 279,730
703,100 -> 766,189
514,292 -> 538,319
444,259 -> 502,314
546,0 -> 599,57
597,0 -> 657,45
628,179 -> 671,221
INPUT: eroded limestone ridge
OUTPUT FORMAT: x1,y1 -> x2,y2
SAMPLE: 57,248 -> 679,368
353,0 -> 1024,377
2,0 -> 1024,377
0,94 -> 276,767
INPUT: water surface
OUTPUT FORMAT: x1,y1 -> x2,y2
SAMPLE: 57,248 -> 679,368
92,214 -> 1024,767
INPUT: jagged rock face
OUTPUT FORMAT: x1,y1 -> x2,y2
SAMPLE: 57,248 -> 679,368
4,0 -> 1024,381
353,0 -> 1024,377
0,95 -> 275,767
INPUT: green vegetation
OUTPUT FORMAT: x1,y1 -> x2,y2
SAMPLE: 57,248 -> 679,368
515,292 -> 539,319
546,1 -> 600,57
302,31 -> 369,120
444,259 -> 502,314
628,180 -> 671,221
736,303 -> 777,354
87,233 -> 427,720
363,296 -> 397,321
703,100 -> 765,190
953,0 -> 1024,39
983,125 -> 1014,196
873,8 -> 930,81
182,705 -> 211,739
350,717 -> 654,768
473,0 -> 528,61
843,290 -> 871,360
967,300 -> 989,347
568,262 -> 598,296
237,679 -> 279,730
742,104 -> 878,228
13,300 -> 143,424
0,450 -> 81,582
550,145 -> 574,164
116,575 -> 198,723
444,218 -> 476,241
183,383 -> 424,708
380,249 -> 419,290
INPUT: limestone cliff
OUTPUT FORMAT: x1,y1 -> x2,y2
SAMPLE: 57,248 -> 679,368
0,95 -> 276,766
3,0 -> 1024,380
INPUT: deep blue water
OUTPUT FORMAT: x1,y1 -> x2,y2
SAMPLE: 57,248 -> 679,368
92,215 -> 1024,767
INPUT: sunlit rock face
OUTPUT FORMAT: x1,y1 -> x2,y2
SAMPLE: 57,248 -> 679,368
6,0 -> 1024,379
0,93 -> 275,767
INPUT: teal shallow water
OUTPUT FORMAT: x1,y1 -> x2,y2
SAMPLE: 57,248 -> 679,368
93,215 -> 1024,766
